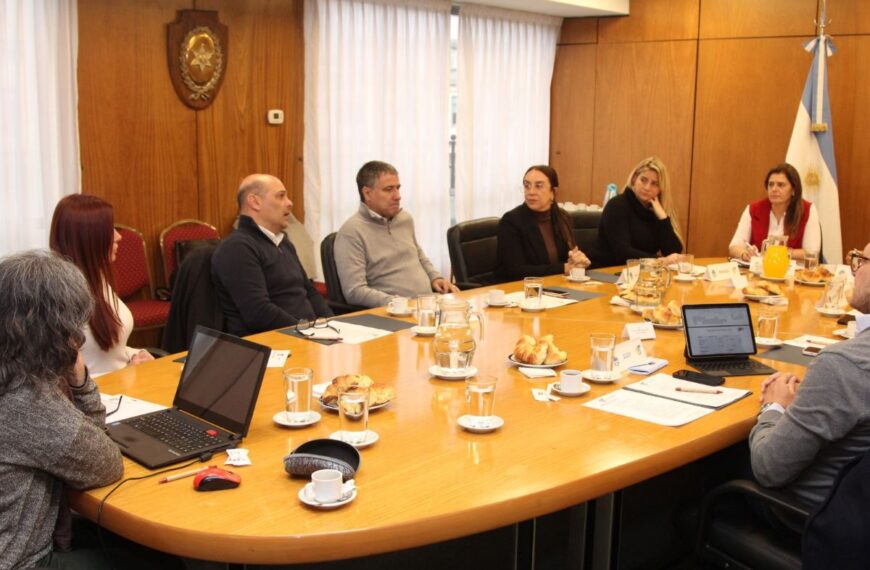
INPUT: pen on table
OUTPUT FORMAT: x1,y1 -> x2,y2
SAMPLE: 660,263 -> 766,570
159,466 -> 210,484
675,386 -> 722,395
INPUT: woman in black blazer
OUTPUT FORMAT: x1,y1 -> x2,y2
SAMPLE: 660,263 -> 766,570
495,165 -> 591,282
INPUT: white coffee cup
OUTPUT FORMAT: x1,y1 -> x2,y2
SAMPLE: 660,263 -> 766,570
559,369 -> 585,393
311,468 -> 343,502
570,267 -> 586,280
487,289 -> 506,305
388,296 -> 409,313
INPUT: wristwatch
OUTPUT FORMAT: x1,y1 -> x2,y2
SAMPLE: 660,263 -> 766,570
759,402 -> 784,416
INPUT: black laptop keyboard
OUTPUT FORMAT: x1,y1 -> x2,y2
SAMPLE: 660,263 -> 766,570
127,412 -> 219,453
693,360 -> 770,372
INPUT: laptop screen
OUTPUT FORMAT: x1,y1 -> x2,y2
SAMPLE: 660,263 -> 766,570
173,326 -> 270,435
682,303 -> 758,359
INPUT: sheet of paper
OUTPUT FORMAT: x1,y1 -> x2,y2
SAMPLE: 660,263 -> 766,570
505,291 -> 578,309
584,389 -> 712,427
323,321 -> 393,344
623,373 -> 751,410
267,350 -> 291,368
101,393 -> 167,424
784,335 -> 838,349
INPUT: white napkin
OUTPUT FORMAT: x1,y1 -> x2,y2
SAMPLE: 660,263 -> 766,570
610,295 -> 632,307
759,297 -> 789,306
225,448 -> 252,466
312,382 -> 331,398
518,367 -> 557,378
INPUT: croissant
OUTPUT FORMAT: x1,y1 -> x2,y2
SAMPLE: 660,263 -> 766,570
765,283 -> 784,296
743,285 -> 769,296
513,334 -> 566,364
321,374 -> 375,405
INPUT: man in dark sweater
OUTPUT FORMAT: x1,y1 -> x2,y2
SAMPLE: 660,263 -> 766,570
212,174 -> 332,336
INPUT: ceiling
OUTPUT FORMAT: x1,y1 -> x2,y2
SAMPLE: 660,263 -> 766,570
460,0 -> 629,18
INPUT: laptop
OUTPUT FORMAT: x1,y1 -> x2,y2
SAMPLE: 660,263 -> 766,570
107,326 -> 270,469
681,303 -> 778,377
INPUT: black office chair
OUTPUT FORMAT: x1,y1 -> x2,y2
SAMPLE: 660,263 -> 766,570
161,244 -> 225,353
695,479 -> 808,569
446,217 -> 500,290
320,233 -> 366,315
569,210 -> 602,253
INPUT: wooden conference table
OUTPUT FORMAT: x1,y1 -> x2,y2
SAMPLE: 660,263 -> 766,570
69,259 -> 841,564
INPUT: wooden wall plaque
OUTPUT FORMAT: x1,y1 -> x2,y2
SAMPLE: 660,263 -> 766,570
167,10 -> 228,109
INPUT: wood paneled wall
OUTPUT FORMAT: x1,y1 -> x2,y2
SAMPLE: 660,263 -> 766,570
77,0 -> 304,288
551,0 -> 870,258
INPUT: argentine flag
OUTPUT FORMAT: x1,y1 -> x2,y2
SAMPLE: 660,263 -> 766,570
785,32 -> 842,264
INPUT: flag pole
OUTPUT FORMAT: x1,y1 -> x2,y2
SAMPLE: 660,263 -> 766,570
811,0 -> 829,132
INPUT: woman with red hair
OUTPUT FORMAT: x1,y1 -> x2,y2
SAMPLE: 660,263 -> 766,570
49,195 -> 153,376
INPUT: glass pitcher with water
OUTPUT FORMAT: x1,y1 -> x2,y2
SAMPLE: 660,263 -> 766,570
433,298 -> 485,372
762,235 -> 790,279
634,258 -> 670,308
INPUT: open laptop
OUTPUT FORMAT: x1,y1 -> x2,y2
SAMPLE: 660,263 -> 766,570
681,303 -> 778,377
107,326 -> 270,469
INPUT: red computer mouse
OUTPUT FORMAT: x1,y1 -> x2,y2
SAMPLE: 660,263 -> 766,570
193,467 -> 241,492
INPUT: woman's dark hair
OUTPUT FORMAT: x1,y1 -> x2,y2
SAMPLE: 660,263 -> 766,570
49,194 -> 120,352
0,251 -> 94,395
765,163 -> 804,238
525,165 -> 576,249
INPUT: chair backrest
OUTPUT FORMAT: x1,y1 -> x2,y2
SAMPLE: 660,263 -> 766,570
446,217 -> 500,286
320,233 -> 349,304
569,210 -> 602,253
113,224 -> 153,299
160,219 -> 220,285
161,244 -> 224,353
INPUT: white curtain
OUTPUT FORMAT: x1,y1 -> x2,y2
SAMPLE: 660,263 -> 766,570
304,0 -> 452,278
0,0 -> 80,255
455,4 -> 561,223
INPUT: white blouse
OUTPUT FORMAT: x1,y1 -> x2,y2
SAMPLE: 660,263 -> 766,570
81,286 -> 140,377
728,203 -> 821,253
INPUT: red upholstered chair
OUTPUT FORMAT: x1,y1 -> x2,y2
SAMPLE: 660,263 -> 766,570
159,219 -> 220,287
113,224 -> 170,331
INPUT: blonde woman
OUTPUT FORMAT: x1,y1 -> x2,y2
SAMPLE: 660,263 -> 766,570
590,156 -> 684,267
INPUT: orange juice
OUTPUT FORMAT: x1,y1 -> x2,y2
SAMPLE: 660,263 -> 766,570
762,244 -> 790,278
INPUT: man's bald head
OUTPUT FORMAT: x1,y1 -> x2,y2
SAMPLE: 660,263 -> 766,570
236,174 -> 292,234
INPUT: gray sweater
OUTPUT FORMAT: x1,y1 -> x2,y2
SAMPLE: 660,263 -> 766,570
335,204 -> 441,308
750,329 -> 870,507
0,375 -> 123,569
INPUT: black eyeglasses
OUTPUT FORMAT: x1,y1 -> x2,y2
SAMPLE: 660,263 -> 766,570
105,395 -> 123,417
294,317 -> 340,336
848,249 -> 869,274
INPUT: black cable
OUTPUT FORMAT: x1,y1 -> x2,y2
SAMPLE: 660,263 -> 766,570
95,455 -> 212,569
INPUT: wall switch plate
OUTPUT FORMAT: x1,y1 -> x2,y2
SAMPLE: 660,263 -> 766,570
267,109 -> 284,125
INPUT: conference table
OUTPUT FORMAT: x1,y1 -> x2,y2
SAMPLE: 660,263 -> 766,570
69,259 -> 844,565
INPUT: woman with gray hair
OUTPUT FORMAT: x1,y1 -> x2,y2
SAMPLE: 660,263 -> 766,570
0,250 -> 123,569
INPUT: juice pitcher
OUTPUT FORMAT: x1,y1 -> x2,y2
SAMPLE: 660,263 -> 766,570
762,235 -> 790,279
433,298 -> 485,372
634,258 -> 670,307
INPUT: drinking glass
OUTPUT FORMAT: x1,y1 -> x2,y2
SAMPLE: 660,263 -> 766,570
416,294 -> 437,330
283,367 -> 313,424
804,250 -> 820,273
589,334 -> 615,380
523,277 -> 543,308
338,388 -> 370,445
757,311 -> 779,342
823,279 -> 845,310
678,254 -> 695,276
465,375 -> 497,422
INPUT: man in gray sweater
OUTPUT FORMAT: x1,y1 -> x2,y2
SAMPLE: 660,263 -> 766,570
335,161 -> 458,308
750,241 -> 870,509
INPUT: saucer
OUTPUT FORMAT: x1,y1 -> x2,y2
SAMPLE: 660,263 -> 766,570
744,294 -> 784,302
567,276 -> 591,283
411,325 -> 436,336
549,382 -> 590,397
273,410 -> 321,428
520,302 -> 545,313
833,328 -> 854,339
580,369 -> 623,384
457,415 -> 504,433
429,365 -> 478,380
644,318 -> 683,330
387,309 -> 414,317
329,430 -> 379,449
755,337 -> 784,347
795,278 -> 826,287
674,274 -> 696,283
298,482 -> 357,510
507,354 -> 567,369
817,306 -> 845,317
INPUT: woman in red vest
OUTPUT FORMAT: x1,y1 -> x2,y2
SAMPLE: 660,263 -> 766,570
728,163 -> 820,262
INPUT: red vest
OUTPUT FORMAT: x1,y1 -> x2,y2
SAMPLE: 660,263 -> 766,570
748,198 -> 811,250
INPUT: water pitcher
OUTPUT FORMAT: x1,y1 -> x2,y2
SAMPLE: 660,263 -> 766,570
433,298 -> 485,372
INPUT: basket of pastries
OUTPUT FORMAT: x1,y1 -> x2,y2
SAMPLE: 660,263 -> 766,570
320,374 -> 394,414
511,334 -> 567,366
